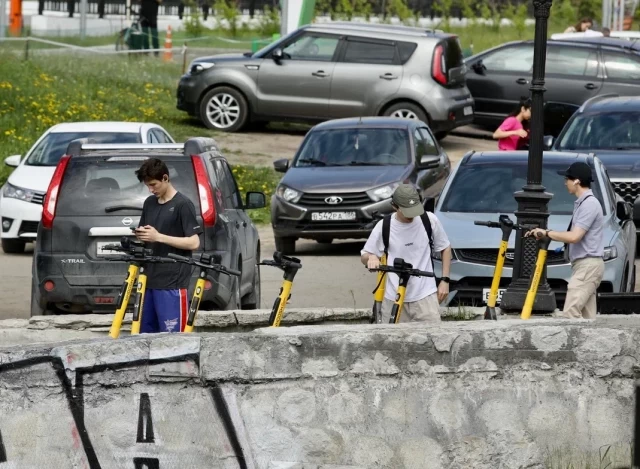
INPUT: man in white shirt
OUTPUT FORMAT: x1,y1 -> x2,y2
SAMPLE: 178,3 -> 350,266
361,184 -> 452,323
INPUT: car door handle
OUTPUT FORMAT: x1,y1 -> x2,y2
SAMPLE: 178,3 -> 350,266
585,83 -> 598,90
516,78 -> 529,85
379,73 -> 398,80
312,71 -> 329,78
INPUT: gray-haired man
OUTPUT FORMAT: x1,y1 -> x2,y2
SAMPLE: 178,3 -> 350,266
526,162 -> 604,319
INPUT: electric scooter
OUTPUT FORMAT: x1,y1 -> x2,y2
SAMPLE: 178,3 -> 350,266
259,252 -> 302,327
367,257 -> 435,323
474,215 -> 538,320
167,253 -> 241,332
521,235 -> 552,320
102,237 -> 176,339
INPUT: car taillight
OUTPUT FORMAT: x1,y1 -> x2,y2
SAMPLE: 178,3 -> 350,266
42,155 -> 71,230
191,155 -> 216,227
432,44 -> 448,86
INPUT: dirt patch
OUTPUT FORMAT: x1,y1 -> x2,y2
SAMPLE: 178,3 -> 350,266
205,126 -> 498,167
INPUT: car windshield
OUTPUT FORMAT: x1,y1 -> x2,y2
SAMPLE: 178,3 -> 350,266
556,111 -> 640,150
294,128 -> 411,167
26,132 -> 141,166
56,158 -> 198,217
440,161 -> 604,215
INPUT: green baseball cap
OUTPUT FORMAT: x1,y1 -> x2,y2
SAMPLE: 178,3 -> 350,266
392,184 -> 424,218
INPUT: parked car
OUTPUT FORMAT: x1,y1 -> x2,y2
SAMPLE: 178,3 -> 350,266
464,37 -> 640,136
177,22 -> 474,139
426,150 -> 637,308
30,137 -> 266,316
270,116 -> 451,254
545,94 -> 640,233
1,122 -> 175,254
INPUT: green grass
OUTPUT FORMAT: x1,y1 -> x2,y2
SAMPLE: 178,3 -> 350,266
544,443 -> 633,469
0,52 -> 280,223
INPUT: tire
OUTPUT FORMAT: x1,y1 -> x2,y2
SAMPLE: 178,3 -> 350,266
241,263 -> 261,310
275,236 -> 295,255
2,238 -> 26,254
199,86 -> 249,132
383,102 -> 428,125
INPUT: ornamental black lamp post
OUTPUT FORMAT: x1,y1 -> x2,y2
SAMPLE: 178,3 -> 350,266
500,0 -> 557,314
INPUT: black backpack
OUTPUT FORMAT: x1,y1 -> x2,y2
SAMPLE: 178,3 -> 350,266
381,212 -> 435,270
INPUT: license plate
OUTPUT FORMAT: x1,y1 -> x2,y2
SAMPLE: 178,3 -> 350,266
311,211 -> 356,221
483,288 -> 505,304
463,106 -> 473,116
96,241 -> 122,256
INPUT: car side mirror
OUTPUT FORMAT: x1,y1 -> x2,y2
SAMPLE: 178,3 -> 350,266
4,155 -> 21,167
423,196 -> 436,213
273,158 -> 289,173
418,155 -> 440,169
246,191 -> 266,209
617,200 -> 632,221
272,48 -> 284,63
471,61 -> 486,75
633,197 -> 640,225
543,135 -> 555,151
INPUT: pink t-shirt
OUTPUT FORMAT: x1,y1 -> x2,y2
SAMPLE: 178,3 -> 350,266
497,116 -> 524,151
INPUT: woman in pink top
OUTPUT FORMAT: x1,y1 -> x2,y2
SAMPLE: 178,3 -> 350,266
493,98 -> 532,151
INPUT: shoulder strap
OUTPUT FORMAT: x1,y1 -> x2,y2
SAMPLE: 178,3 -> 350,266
420,212 -> 433,245
382,215 -> 391,257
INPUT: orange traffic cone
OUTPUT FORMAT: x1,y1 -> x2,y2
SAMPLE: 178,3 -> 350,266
163,25 -> 173,62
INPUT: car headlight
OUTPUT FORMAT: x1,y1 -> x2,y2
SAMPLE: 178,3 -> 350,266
2,183 -> 37,203
276,184 -> 302,203
367,183 -> 400,202
189,61 -> 215,75
603,246 -> 618,261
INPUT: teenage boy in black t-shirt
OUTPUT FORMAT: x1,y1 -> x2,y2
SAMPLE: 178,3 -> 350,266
134,158 -> 203,333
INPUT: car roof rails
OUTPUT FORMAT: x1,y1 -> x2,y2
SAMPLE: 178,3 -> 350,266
312,21 -> 442,36
65,137 -> 220,158
576,93 -> 620,113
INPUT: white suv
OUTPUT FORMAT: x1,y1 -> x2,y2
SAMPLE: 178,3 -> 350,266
1,122 -> 174,254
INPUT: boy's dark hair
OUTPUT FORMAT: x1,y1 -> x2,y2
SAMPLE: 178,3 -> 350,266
136,158 -> 169,183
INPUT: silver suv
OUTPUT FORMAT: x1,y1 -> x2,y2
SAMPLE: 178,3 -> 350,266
177,22 -> 475,138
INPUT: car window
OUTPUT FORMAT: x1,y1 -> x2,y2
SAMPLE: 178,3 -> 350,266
546,45 -> 599,76
26,132 -> 141,167
148,130 -> 159,143
440,161 -> 604,215
151,129 -> 171,143
603,52 -> 640,80
600,164 -> 617,212
480,44 -> 534,72
343,39 -> 396,65
213,159 -> 241,209
418,128 -> 439,156
294,128 -> 411,167
555,111 -> 640,150
56,158 -> 198,217
397,41 -> 417,64
282,34 -> 339,62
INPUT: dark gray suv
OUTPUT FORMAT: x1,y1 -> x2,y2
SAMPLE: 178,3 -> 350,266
31,138 -> 266,316
270,117 -> 451,254
177,22 -> 475,139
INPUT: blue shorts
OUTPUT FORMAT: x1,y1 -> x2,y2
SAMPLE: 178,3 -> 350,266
140,288 -> 188,333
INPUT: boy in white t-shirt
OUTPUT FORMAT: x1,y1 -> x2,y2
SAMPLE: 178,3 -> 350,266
360,184 -> 452,323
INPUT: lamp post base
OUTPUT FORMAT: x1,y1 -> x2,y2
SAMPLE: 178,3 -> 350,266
500,187 -> 557,314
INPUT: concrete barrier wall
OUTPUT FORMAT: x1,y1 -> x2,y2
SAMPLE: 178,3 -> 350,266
0,318 -> 637,468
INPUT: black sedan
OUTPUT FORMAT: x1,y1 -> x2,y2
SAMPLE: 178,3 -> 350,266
464,37 -> 640,136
